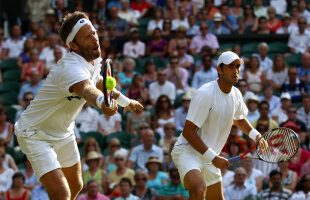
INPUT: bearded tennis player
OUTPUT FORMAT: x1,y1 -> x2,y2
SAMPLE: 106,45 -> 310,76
14,11 -> 143,200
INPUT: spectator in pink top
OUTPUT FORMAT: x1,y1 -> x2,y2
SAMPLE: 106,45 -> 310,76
78,179 -> 110,200
189,22 -> 219,55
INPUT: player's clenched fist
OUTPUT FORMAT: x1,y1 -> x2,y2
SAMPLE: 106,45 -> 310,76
212,156 -> 231,169
101,99 -> 118,116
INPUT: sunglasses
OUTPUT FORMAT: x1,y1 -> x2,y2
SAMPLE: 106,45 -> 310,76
115,158 -> 124,161
158,73 -> 167,76
260,107 -> 269,110
288,110 -> 297,114
24,98 -> 33,101
136,177 -> 147,181
165,127 -> 175,130
111,144 -> 121,148
200,27 -> 208,30
160,100 -> 169,103
0,155 -> 5,158
171,175 -> 180,179
139,126 -> 148,130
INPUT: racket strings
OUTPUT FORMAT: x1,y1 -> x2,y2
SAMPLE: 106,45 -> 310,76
258,128 -> 299,162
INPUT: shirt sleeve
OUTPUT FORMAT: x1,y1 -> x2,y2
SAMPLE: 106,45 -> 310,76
186,90 -> 212,128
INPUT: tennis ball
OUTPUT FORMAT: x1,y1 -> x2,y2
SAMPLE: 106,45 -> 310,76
106,76 -> 116,91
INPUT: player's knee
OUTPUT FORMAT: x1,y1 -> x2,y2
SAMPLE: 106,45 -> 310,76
189,185 -> 206,199
73,176 -> 84,194
48,186 -> 71,200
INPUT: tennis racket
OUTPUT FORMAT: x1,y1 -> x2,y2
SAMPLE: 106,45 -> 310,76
228,127 -> 299,163
103,58 -> 114,107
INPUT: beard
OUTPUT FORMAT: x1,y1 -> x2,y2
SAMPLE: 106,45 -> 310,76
76,42 -> 101,62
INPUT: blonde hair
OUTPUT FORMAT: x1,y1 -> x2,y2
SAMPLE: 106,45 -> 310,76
83,137 -> 101,158
108,138 -> 121,152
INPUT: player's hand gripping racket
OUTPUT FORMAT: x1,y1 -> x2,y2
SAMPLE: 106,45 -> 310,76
103,59 -> 114,107
228,127 -> 300,163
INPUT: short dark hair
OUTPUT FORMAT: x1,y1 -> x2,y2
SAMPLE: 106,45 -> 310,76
259,101 -> 270,109
120,177 -> 132,187
269,170 -> 282,179
59,11 -> 89,44
13,172 -> 25,182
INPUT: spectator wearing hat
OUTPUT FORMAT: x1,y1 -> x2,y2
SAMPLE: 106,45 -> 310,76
106,6 -> 129,37
189,22 -> 219,56
172,6 -> 189,31
192,55 -> 217,89
118,0 -> 138,27
271,92 -> 291,124
175,88 -> 196,131
132,169 -> 158,200
209,13 -> 231,35
246,94 -> 260,123
83,151 -> 109,194
157,168 -> 189,200
145,156 -> 169,192
123,28 -> 145,58
276,13 -> 296,34
281,67 -> 308,103
78,179 -> 110,200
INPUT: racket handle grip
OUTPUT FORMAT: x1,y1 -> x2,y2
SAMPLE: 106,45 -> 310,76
228,156 -> 241,163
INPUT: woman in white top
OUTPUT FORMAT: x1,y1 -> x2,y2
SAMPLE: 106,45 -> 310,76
266,54 -> 288,90
0,139 -> 18,172
98,112 -> 122,136
0,148 -> 14,197
147,8 -> 164,35
243,56 -> 266,94
0,108 -> 13,147
241,158 -> 263,193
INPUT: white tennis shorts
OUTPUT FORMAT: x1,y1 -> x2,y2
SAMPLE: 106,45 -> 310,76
17,129 -> 80,179
171,143 -> 222,187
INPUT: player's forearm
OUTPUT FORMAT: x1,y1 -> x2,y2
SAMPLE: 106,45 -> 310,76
233,119 -> 254,136
74,81 -> 103,108
96,76 -> 104,92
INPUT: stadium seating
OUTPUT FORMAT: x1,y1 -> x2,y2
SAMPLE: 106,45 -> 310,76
0,92 -> 18,106
105,131 -> 132,150
0,81 -> 20,94
219,43 -> 235,52
0,58 -> 18,72
242,42 -> 260,55
285,53 -> 302,67
2,69 -> 21,82
268,42 -> 290,54
5,106 -> 17,123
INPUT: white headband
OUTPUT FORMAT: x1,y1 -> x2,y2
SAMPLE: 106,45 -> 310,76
66,18 -> 92,47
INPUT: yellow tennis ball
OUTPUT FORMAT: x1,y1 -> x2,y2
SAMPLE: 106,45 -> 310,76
106,76 -> 116,91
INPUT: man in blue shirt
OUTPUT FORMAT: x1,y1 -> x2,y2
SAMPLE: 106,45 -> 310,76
18,71 -> 42,106
192,55 -> 217,89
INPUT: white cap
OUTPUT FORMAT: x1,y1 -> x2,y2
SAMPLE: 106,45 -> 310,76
213,13 -> 223,21
280,92 -> 291,100
217,51 -> 244,66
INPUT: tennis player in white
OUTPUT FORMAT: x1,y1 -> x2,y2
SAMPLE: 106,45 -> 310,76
14,12 -> 143,200
171,51 -> 267,200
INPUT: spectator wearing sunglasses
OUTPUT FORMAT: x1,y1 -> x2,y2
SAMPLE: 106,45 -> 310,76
192,55 -> 217,89
132,169 -> 158,200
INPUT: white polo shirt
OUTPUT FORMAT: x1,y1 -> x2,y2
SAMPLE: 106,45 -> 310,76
2,37 -> 26,58
15,52 -> 102,139
175,80 -> 248,154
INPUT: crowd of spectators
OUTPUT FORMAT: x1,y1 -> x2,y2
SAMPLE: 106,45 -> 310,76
1,0 -> 310,199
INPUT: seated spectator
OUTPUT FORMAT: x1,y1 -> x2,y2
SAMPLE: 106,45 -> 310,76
297,95 -> 310,132
143,59 -> 158,89
194,46 -> 217,73
18,70 -> 42,106
146,28 -> 168,58
298,52 -> 310,94
98,111 -> 122,136
172,7 -> 189,31
256,16 -> 270,34
175,88 -> 195,131
222,125 -> 248,155
153,95 -> 175,139
106,6 -> 129,37
161,18 -> 173,37
281,67 -> 308,103
259,170 -> 292,200
270,0 -> 287,15
4,172 -> 31,200
157,168 -> 189,200
21,49 -> 46,82
271,92 -> 291,124
1,25 -> 26,60
176,0 -> 196,16
176,41 -> 194,72
45,47 -> 63,74
225,140 -> 242,171
258,83 -> 281,112
0,109 -> 14,148
221,162 -> 235,188
241,158 -> 263,193
237,79 -> 255,103
83,151 -> 109,194
246,94 -> 260,123
224,167 -> 257,200
192,55 -> 217,89
130,0 -> 150,19
97,20 -> 108,38
276,13 -> 296,34
277,161 -> 298,193
168,26 -> 191,55
128,128 -> 164,171
298,0 -> 310,23
0,148 -> 14,197
209,13 -> 231,35
75,103 -> 100,133
233,16 -> 247,35
252,101 -> 279,131
147,8 -> 164,35
163,0 -> 178,20
232,45 -> 245,77
132,169 -> 158,200
252,42 -> 273,72
149,69 -> 176,106
290,5 -> 299,29
20,156 -> 40,191
33,27 -> 48,54
253,0 -> 267,18
109,149 -> 135,196
78,179 -> 110,200
81,138 -> 104,172
145,156 -> 168,192
123,28 -> 145,59
17,38 -> 34,69
288,17 -> 310,54
266,54 -> 289,90
39,33 -> 67,65
167,55 -> 189,95
158,123 -> 177,162
118,0 -> 138,27
219,3 -> 237,32
290,173 -> 310,199
189,22 -> 219,56
105,138 -> 126,175
266,7 -> 282,33
243,56 -> 266,94
130,123 -> 150,149
30,185 -> 49,200
289,146 -> 310,178
230,0 -> 243,18
0,139 -> 18,172
117,58 -> 136,94
186,14 -> 199,36
107,25 -> 124,55
15,92 -> 34,123
243,4 -> 258,33
115,178 -> 139,200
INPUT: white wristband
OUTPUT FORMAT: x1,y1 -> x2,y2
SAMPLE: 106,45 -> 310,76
96,94 -> 104,108
117,93 -> 131,107
249,129 -> 261,141
203,148 -> 217,162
